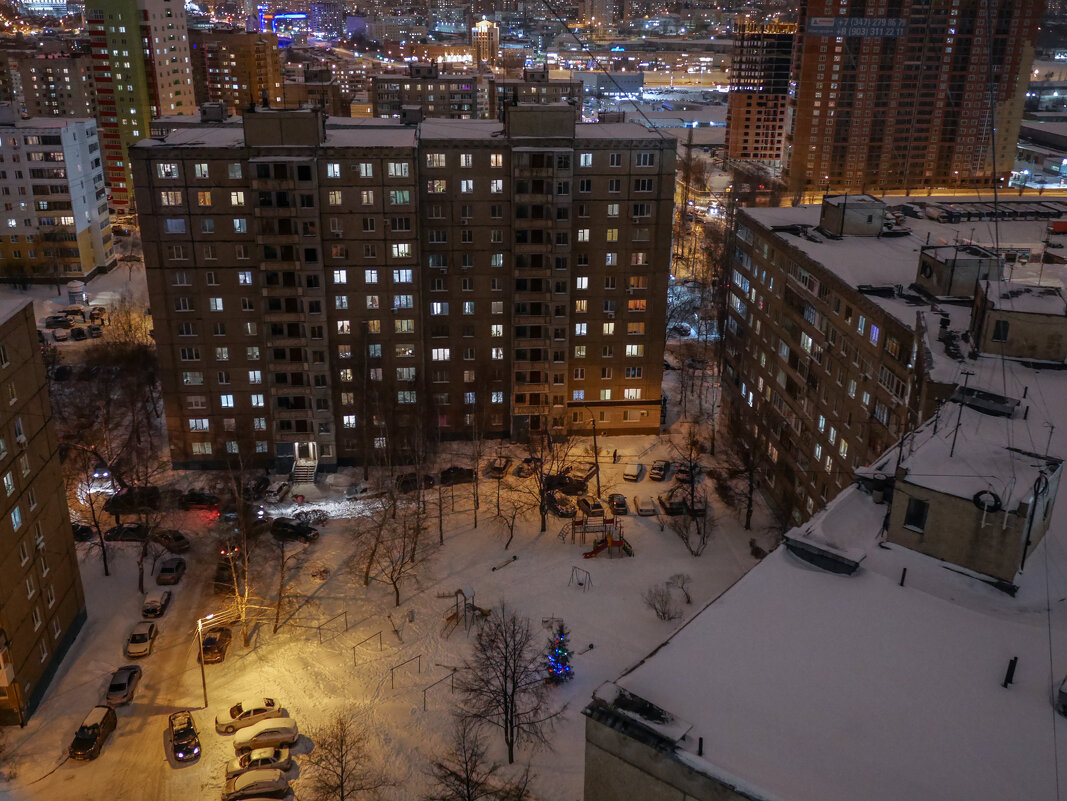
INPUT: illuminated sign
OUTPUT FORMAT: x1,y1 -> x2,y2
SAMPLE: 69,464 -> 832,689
806,16 -> 905,37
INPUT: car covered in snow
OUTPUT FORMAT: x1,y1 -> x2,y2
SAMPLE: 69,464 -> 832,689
343,483 -> 384,501
221,767 -> 290,800
142,589 -> 172,618
124,621 -> 158,658
68,705 -> 116,760
156,556 -> 186,585
224,747 -> 292,779
547,490 -> 577,518
105,665 -> 142,706
635,496 -> 657,516
233,717 -> 299,755
515,457 -> 542,478
168,710 -> 201,762
487,457 -> 512,479
577,496 -> 605,517
623,463 -> 644,482
649,460 -> 671,481
263,482 -> 290,503
215,697 -> 284,734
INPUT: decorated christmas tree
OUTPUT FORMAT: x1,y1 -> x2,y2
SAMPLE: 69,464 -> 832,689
545,621 -> 573,685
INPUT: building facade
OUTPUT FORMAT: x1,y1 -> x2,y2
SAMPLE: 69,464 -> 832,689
471,19 -> 500,67
131,106 -> 674,471
86,0 -> 195,211
18,53 -> 98,119
190,29 -> 282,115
725,20 -> 794,169
785,0 -> 1044,195
0,109 -> 113,283
0,299 -> 87,726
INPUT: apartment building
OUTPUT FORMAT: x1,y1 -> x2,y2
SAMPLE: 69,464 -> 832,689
17,53 -> 98,119
0,299 -> 87,725
131,105 -> 674,472
86,0 -> 194,211
471,19 -> 500,67
370,63 -> 581,121
0,108 -> 113,282
785,0 -> 1043,195
720,195 -> 1067,525
725,20 -> 794,169
190,29 -> 283,115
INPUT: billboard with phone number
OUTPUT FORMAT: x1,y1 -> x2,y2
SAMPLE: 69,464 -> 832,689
806,16 -> 906,37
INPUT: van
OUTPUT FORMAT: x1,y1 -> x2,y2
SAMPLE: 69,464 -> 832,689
623,463 -> 643,482
233,717 -> 299,755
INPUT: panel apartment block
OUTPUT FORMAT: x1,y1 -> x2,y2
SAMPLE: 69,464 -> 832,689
131,105 -> 674,471
0,299 -> 87,726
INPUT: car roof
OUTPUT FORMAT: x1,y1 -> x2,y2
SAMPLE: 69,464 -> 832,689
238,697 -> 269,710
83,705 -> 111,726
235,769 -> 285,788
237,716 -> 296,738
144,589 -> 167,602
132,621 -> 153,633
248,746 -> 279,759
161,556 -> 182,566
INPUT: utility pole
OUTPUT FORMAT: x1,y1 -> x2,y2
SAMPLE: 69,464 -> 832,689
585,407 -> 601,497
949,370 -> 974,458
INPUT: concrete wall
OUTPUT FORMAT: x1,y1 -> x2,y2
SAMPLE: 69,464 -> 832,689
978,308 -> 1067,362
584,715 -> 758,801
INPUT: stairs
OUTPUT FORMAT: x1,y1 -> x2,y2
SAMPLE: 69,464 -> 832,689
291,458 -> 318,483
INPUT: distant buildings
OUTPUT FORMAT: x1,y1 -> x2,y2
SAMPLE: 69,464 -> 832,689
471,19 -> 500,67
86,0 -> 195,211
0,109 -> 113,282
784,0 -> 1044,195
725,20 -> 794,170
0,299 -> 87,726
18,53 -> 98,119
131,105 -> 674,471
190,30 -> 283,115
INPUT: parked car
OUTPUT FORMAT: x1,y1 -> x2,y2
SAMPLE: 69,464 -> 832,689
70,326 -> 88,341
623,463 -> 644,482
440,465 -> 475,486
124,621 -> 158,658
635,496 -> 657,516
216,697 -> 284,734
270,517 -> 319,543
214,558 -> 244,595
225,746 -> 292,779
153,528 -> 190,553
649,460 -> 671,481
44,315 -> 71,329
395,473 -> 434,493
104,486 -> 161,515
200,627 -> 233,664
156,557 -> 186,585
343,483 -> 383,501
233,717 -> 299,755
72,523 -> 96,542
658,494 -> 687,516
105,665 -> 142,706
294,508 -> 328,527
547,490 -> 577,518
87,324 -> 103,339
608,494 -> 629,515
263,482 -> 290,503
571,463 -> 599,483
168,710 -> 201,762
669,323 -> 692,337
675,464 -> 696,485
663,359 -> 676,371
180,490 -> 220,511
52,328 -> 69,341
578,496 -> 605,517
103,522 -> 151,542
222,767 -> 290,800
515,457 -> 542,478
52,364 -> 72,381
544,473 -> 586,496
68,705 -> 117,760
142,589 -> 172,618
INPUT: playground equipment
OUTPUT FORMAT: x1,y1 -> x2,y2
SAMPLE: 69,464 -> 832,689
439,586 -> 491,638
559,515 -> 624,545
569,566 -> 593,591
583,530 -> 634,558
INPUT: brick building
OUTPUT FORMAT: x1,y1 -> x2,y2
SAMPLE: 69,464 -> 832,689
190,29 -> 283,116
725,20 -> 794,169
0,299 -> 86,726
131,105 -> 674,473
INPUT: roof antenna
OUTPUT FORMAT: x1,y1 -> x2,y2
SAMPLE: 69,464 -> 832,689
949,370 -> 975,458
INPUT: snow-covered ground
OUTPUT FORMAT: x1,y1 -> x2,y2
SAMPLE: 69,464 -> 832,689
1,418 -> 765,800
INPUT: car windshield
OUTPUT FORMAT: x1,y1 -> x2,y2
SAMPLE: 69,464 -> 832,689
108,681 -> 125,692
229,703 -> 244,717
130,632 -> 147,643
76,724 -> 98,738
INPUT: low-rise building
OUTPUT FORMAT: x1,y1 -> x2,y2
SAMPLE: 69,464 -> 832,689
0,298 -> 87,726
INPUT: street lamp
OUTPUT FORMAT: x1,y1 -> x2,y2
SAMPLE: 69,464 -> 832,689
583,407 -> 602,498
196,613 -> 214,709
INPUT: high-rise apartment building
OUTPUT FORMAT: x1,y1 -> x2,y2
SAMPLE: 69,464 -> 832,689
785,0 -> 1044,195
190,29 -> 283,115
17,53 -> 98,119
471,19 -> 500,67
131,106 -> 674,471
0,298 -> 87,726
0,109 -> 113,282
725,20 -> 795,169
86,0 -> 195,211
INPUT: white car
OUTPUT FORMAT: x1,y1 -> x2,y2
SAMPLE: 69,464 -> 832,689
635,496 -> 657,516
623,463 -> 643,482
142,589 -> 171,618
124,621 -> 157,658
221,768 -> 289,801
264,482 -> 289,503
343,483 -> 383,501
215,697 -> 283,734
225,746 -> 292,779
233,717 -> 299,755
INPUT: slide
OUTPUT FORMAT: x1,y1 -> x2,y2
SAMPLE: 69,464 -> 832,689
583,539 -> 609,559
620,539 -> 634,557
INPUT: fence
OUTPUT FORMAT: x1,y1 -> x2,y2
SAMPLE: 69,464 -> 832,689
390,654 -> 422,689
317,610 -> 348,644
351,630 -> 383,666
422,669 -> 458,711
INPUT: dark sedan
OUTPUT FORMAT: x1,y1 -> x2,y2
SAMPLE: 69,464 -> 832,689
103,522 -> 151,542
168,710 -> 201,762
270,517 -> 319,543
439,466 -> 475,486
200,627 -> 233,664
153,529 -> 190,553
180,490 -> 220,511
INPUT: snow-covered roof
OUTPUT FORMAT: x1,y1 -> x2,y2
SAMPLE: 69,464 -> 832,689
0,296 -> 30,326
602,497 -> 1067,801
986,281 -> 1067,316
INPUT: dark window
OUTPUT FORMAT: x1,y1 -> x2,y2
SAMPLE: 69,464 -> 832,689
904,498 -> 928,532
992,319 -> 1009,342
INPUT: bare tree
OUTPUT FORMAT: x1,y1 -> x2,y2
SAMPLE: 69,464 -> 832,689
272,536 -> 311,634
667,573 -> 693,604
424,716 -> 533,801
304,711 -> 390,801
457,603 -> 560,765
668,512 -> 713,557
367,509 -> 431,607
718,437 -> 760,531
642,584 -> 681,621
520,428 -> 579,534
492,484 -> 533,551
